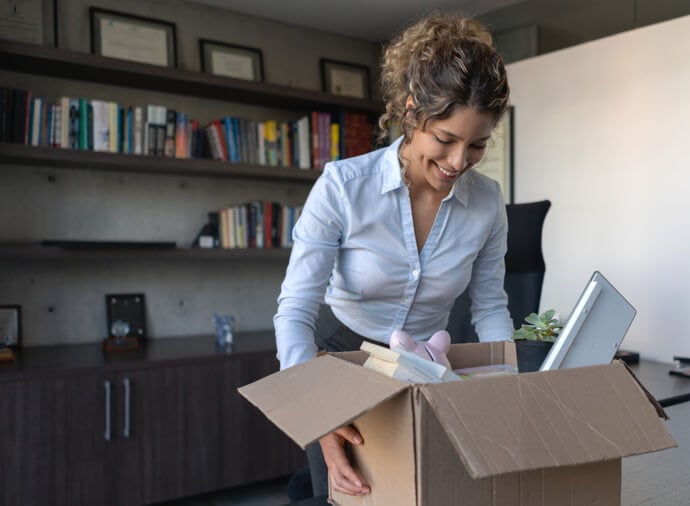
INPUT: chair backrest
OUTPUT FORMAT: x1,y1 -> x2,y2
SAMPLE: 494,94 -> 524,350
447,200 -> 551,343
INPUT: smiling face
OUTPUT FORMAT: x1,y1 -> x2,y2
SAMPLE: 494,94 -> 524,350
402,105 -> 496,195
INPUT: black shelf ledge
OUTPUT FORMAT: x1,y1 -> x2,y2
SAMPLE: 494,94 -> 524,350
0,39 -> 384,114
0,143 -> 321,182
0,243 -> 292,260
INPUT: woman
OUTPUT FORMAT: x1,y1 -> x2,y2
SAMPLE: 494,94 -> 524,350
274,11 -> 513,498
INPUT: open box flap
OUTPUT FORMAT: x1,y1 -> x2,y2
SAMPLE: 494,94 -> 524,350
420,361 -> 676,479
238,354 -> 409,448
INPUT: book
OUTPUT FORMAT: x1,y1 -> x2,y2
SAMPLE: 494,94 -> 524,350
108,102 -> 119,152
363,355 -> 439,383
360,341 -> 461,383
453,364 -> 518,380
91,100 -> 109,152
163,108 -> 176,157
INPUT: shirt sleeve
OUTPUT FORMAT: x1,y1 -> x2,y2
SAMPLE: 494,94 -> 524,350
468,191 -> 514,342
273,166 -> 347,369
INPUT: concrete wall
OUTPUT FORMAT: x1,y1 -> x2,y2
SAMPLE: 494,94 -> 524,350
507,15 -> 690,362
0,0 -> 379,346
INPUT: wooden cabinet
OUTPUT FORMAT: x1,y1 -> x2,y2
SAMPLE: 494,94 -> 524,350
219,352 -> 304,486
0,376 -> 69,505
0,334 -> 305,506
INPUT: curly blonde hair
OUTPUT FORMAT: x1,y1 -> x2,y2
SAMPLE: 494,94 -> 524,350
378,12 -> 509,145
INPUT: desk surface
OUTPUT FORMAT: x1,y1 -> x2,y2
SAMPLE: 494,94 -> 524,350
627,359 -> 690,407
622,400 -> 690,505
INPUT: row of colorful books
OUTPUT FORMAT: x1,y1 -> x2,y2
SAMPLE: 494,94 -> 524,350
208,201 -> 304,250
199,110 -> 373,169
0,87 -> 375,169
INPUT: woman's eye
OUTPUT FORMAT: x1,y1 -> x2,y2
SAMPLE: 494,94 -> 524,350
471,144 -> 488,150
434,136 -> 453,145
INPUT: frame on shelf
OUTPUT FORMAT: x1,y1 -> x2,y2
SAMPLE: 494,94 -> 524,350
475,106 -> 514,203
0,305 -> 22,349
89,7 -> 177,67
106,293 -> 147,340
0,0 -> 55,47
320,58 -> 371,99
199,39 -> 264,82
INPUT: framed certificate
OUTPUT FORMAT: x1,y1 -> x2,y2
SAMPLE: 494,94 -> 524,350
475,106 -> 514,203
89,8 -> 177,67
199,39 -> 264,82
0,0 -> 56,46
320,58 -> 371,99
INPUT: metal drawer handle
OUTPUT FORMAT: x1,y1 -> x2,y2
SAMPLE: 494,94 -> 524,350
123,377 -> 131,438
104,380 -> 112,441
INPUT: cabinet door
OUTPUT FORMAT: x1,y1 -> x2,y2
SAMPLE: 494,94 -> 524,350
219,353 -> 306,487
64,372 -> 143,506
134,361 -> 223,504
0,377 -> 69,506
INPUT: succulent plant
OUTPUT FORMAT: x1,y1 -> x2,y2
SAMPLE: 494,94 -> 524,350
511,309 -> 563,343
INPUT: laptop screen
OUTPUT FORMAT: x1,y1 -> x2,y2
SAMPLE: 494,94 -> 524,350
540,271 -> 637,371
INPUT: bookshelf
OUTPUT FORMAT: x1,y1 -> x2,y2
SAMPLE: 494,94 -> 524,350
0,142 -> 320,182
0,242 -> 292,260
0,37 -> 382,338
0,29 -> 376,504
0,39 -> 382,113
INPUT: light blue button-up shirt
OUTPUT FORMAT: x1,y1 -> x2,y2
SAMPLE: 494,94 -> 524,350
274,137 -> 513,369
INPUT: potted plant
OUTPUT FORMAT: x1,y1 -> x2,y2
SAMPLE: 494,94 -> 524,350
511,309 -> 563,372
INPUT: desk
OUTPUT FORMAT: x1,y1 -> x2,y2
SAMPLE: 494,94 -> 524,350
622,401 -> 690,505
627,359 -> 690,407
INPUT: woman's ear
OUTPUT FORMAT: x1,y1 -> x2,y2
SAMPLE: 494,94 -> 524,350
405,95 -> 415,110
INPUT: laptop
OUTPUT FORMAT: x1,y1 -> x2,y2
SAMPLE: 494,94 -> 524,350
540,271 -> 637,371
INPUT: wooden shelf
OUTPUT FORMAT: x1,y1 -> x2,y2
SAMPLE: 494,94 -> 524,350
0,39 -> 383,114
0,143 -> 321,182
0,243 -> 292,260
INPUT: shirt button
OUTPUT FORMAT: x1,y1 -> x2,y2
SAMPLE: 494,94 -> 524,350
412,269 -> 420,280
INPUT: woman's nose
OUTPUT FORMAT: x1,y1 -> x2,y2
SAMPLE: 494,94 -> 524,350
447,145 -> 470,171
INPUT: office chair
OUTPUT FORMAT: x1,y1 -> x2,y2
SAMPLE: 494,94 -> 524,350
447,199 -> 552,343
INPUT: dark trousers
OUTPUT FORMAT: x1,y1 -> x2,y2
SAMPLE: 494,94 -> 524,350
307,305 -> 374,497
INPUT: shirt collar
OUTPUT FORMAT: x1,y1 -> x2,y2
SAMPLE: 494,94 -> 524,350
380,136 -> 472,207
381,136 -> 405,194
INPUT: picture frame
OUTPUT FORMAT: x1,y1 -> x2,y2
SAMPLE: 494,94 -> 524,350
199,39 -> 264,82
0,0 -> 55,46
89,7 -> 177,67
105,293 -> 147,340
475,106 -> 514,203
320,58 -> 371,99
0,305 -> 22,349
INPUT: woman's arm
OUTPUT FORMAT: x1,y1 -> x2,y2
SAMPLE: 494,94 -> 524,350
274,167 -> 348,369
468,192 -> 514,341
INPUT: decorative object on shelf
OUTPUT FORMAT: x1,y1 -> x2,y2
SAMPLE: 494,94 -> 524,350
320,58 -> 371,99
199,39 -> 264,82
213,313 -> 235,350
0,0 -> 54,46
89,7 -> 177,67
511,309 -> 562,372
193,212 -> 220,248
103,293 -> 146,353
0,305 -> 21,361
103,319 -> 139,353
474,106 -> 514,203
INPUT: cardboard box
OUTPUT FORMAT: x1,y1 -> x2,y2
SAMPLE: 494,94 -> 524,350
239,342 -> 676,505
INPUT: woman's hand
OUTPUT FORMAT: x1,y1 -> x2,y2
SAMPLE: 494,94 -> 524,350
319,425 -> 371,496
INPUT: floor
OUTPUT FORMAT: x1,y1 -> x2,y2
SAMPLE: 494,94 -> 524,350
157,476 -> 293,506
